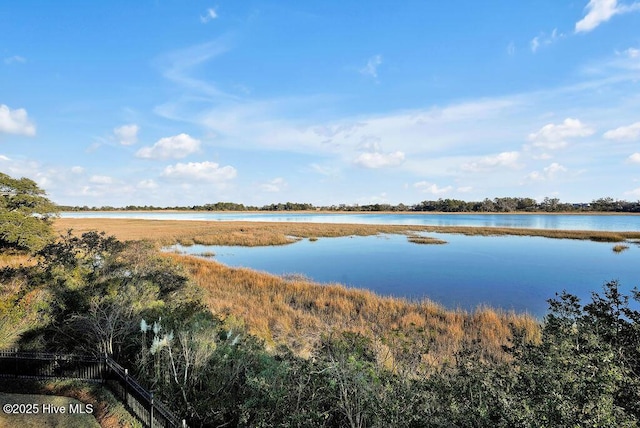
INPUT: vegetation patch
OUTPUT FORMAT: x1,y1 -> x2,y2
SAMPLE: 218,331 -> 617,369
612,244 -> 630,253
407,235 -> 448,245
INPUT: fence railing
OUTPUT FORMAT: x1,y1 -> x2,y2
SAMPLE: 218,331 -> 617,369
0,350 -> 187,428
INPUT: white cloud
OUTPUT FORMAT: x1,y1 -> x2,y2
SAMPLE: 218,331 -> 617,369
624,187 -> 640,197
544,162 -> 567,177
622,47 -> 640,58
136,133 -> 200,159
137,179 -> 158,189
530,29 -> 563,53
310,163 -> 339,177
89,175 -> 114,184
530,37 -> 540,53
353,150 -> 405,168
575,0 -> 640,33
413,181 -> 453,195
0,154 -> 10,161
0,104 -> 36,136
260,177 -> 287,193
4,55 -> 26,65
359,55 -> 383,80
113,124 -> 139,146
526,162 -> 567,181
528,118 -> 594,149
162,161 -> 237,182
457,186 -> 473,193
71,166 -> 85,174
200,8 -> 218,23
628,153 -> 640,163
461,151 -> 521,172
160,38 -> 233,98
603,121 -> 640,141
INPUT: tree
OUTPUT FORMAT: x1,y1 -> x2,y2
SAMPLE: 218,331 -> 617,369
0,172 -> 57,252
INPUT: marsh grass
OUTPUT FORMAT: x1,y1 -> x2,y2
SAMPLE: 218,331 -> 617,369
167,253 -> 541,372
197,251 -> 216,257
612,244 -> 630,253
407,234 -> 448,245
55,218 -> 640,246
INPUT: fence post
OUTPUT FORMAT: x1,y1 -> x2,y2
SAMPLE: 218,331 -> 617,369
183,419 -> 187,428
150,392 -> 154,428
124,368 -> 129,410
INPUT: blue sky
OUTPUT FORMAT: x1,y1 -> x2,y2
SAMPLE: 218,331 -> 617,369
1,1 -> 640,207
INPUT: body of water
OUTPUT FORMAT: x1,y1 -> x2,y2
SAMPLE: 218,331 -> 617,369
62,211 -> 640,231
167,233 -> 640,318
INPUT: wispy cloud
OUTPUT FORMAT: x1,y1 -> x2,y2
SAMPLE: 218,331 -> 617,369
528,118 -> 594,150
461,152 -> 521,172
530,29 -> 563,53
260,177 -> 287,192
89,175 -> 114,184
159,38 -> 235,98
136,133 -> 200,160
113,124 -> 139,146
0,104 -> 36,136
628,153 -> 640,163
354,150 -> 405,169
525,162 -> 567,181
575,0 -> 640,33
359,55 -> 383,80
200,8 -> 218,23
162,161 -> 237,182
152,43 -> 640,201
3,55 -> 26,65
603,121 -> 640,141
137,179 -> 158,189
413,181 -> 453,195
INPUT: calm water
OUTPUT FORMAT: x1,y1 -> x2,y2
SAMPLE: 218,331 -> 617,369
61,211 -> 640,231
166,233 -> 640,318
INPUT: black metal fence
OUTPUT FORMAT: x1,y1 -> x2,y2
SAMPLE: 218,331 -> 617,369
0,350 -> 187,428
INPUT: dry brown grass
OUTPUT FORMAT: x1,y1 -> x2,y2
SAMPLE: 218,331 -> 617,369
407,235 -> 448,245
167,253 -> 541,373
612,244 -> 630,253
55,218 -> 640,246
0,252 -> 36,269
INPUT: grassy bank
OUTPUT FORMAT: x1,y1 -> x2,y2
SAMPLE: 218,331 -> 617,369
168,253 -> 540,371
54,218 -> 640,246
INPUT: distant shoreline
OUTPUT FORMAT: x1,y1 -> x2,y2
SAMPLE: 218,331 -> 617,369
60,210 -> 640,216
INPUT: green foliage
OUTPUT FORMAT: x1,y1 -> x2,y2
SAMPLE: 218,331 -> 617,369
504,282 -> 640,427
0,172 -> 58,252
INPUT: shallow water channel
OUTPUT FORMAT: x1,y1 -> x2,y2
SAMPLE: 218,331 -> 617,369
62,211 -> 640,231
166,233 -> 640,318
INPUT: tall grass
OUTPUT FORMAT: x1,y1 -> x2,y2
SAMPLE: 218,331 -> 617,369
55,218 -> 640,246
168,253 -> 540,373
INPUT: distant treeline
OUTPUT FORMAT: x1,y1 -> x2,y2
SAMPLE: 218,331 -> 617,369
58,197 -> 640,213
